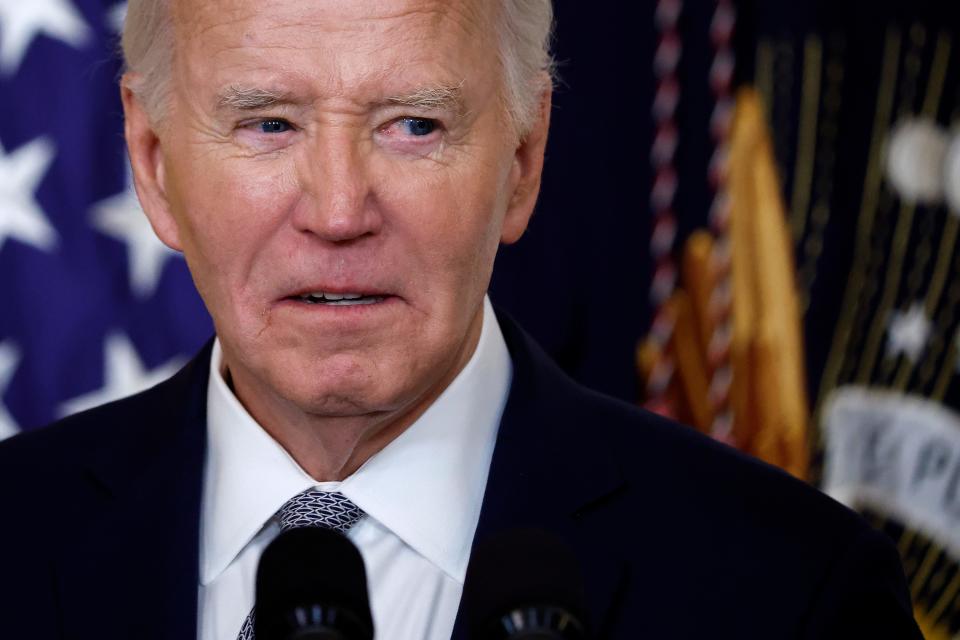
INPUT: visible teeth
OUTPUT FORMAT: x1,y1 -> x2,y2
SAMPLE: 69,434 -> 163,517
299,292 -> 366,301
325,297 -> 381,306
296,293 -> 384,305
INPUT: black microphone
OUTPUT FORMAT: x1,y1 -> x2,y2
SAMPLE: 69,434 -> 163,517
254,527 -> 374,640
462,528 -> 591,640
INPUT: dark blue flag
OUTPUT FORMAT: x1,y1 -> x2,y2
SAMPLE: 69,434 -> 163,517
0,0 -> 212,439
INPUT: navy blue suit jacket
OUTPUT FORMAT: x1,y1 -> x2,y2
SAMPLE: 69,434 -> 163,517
0,315 -> 922,638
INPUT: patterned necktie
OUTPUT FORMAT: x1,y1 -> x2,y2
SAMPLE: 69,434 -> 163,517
236,489 -> 365,640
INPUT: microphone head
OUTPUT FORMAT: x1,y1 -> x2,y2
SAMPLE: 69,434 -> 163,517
255,527 -> 374,640
463,528 -> 590,640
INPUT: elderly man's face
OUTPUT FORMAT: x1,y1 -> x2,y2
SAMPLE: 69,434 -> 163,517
124,0 -> 547,427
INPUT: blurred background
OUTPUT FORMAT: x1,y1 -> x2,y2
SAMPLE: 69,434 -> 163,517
1,0 -> 958,635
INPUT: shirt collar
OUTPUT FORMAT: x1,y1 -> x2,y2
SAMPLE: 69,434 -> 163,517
200,296 -> 512,585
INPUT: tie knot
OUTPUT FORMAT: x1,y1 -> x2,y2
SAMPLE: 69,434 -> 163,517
275,488 -> 364,533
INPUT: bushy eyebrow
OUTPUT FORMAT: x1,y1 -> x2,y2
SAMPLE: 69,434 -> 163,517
385,84 -> 466,116
216,85 -> 298,111
215,83 -> 468,116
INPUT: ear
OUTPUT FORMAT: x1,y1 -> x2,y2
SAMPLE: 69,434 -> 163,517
121,75 -> 183,252
500,83 -> 552,245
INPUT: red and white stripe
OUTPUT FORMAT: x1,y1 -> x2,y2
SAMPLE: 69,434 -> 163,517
705,0 -> 737,443
645,0 -> 684,409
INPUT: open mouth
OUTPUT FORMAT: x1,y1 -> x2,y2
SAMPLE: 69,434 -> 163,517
290,292 -> 387,306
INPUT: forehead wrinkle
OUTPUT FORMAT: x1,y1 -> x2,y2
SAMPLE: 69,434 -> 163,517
173,0 -> 500,119
180,0 -> 493,52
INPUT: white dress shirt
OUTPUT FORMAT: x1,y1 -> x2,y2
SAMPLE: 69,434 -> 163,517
198,297 -> 512,640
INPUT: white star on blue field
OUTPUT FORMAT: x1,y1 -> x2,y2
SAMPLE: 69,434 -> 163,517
0,0 -> 211,438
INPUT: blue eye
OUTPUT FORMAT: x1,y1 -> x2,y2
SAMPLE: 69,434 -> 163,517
401,118 -> 436,136
259,119 -> 291,134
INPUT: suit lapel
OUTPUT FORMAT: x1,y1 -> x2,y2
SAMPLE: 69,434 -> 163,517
451,313 -> 630,638
47,319 -> 629,638
56,342 -> 211,640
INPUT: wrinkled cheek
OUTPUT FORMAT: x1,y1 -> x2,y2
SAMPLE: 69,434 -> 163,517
179,173 -> 296,336
456,193 -> 505,269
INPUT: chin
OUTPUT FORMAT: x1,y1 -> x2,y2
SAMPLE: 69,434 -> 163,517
298,394 -> 381,419
278,368 -> 402,418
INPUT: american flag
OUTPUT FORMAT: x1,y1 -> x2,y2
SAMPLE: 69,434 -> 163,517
0,0 -> 211,439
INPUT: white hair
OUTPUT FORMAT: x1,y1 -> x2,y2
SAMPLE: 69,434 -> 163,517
121,0 -> 554,136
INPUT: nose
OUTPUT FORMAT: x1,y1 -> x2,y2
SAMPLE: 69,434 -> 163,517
292,132 -> 382,243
